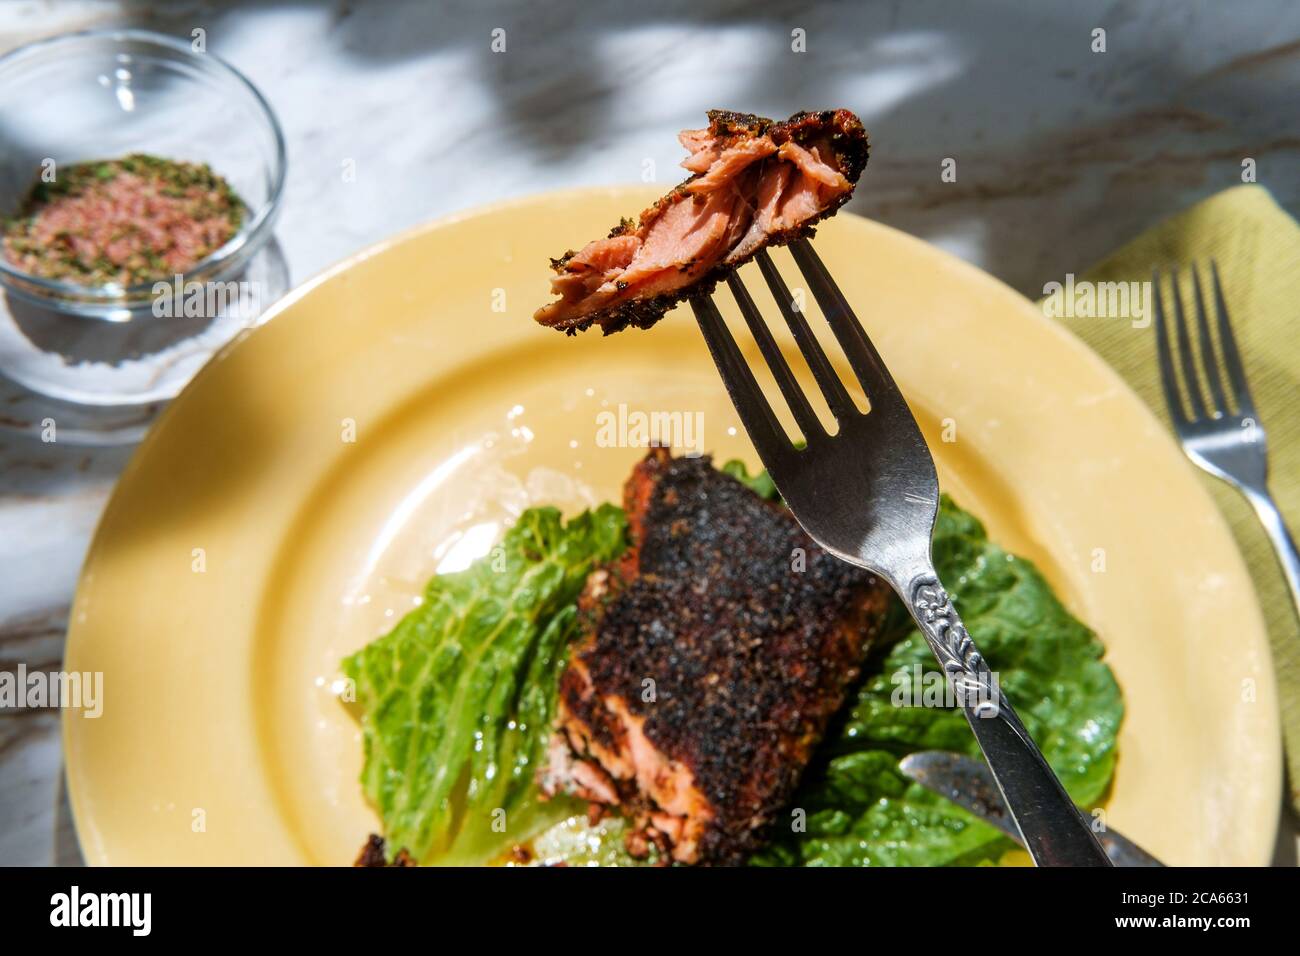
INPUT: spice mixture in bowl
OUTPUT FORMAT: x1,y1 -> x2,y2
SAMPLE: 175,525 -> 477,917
0,29 -> 285,321
3,154 -> 246,288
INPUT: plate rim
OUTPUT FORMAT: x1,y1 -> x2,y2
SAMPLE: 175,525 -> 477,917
62,185 -> 1282,865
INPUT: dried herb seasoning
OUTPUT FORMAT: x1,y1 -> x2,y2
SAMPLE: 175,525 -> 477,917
2,153 -> 246,288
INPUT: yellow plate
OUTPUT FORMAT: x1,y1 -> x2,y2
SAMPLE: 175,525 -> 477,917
63,187 -> 1280,866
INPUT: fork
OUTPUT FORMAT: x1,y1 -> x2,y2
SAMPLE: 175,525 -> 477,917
1152,263 -> 1300,617
690,240 -> 1112,866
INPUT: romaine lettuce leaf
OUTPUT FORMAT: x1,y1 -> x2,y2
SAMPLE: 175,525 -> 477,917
719,457 -> 779,500
750,491 -> 1124,866
341,504 -> 627,864
345,460 -> 1122,868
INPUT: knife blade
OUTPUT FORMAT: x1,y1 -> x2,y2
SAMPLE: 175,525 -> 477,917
899,751 -> 1164,867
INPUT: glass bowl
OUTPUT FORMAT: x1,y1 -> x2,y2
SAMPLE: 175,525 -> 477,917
0,29 -> 286,321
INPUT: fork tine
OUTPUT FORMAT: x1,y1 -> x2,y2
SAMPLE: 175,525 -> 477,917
754,249 -> 857,422
1169,266 -> 1207,421
1209,260 -> 1257,418
689,294 -> 792,455
1190,262 -> 1228,416
789,239 -> 894,400
1152,268 -> 1188,426
725,272 -> 823,440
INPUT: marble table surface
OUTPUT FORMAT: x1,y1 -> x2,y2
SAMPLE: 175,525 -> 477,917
2,0 -> 1298,866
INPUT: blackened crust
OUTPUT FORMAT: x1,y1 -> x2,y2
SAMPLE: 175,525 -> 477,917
559,449 -> 891,864
353,834 -> 417,867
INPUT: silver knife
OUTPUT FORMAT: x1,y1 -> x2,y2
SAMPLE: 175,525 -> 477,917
899,751 -> 1164,867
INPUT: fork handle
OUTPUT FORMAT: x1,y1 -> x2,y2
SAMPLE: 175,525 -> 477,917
1244,488 -> 1300,622
897,570 -> 1113,866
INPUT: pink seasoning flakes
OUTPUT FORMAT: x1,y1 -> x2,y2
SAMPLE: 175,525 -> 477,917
2,153 -> 245,288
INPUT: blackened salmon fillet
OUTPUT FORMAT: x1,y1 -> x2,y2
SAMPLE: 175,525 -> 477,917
534,109 -> 869,335
540,449 -> 890,865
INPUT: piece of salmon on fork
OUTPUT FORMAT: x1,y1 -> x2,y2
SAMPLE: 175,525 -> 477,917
534,109 -> 869,335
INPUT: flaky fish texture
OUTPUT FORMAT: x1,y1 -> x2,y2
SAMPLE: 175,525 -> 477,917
535,109 -> 869,334
540,449 -> 890,865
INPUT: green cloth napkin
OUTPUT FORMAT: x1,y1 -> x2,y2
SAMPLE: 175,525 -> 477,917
1041,184 -> 1300,812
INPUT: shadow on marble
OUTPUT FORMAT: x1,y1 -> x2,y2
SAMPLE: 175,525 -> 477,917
6,294 -> 216,365
103,1 -> 1300,297
54,771 -> 85,866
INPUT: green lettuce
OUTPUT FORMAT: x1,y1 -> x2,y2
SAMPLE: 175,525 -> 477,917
750,485 -> 1123,866
344,462 -> 1122,867
341,504 -> 627,864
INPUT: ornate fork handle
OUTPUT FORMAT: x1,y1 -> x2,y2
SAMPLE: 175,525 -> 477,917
900,571 -> 1113,867
912,579 -> 1003,716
